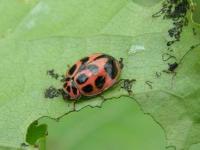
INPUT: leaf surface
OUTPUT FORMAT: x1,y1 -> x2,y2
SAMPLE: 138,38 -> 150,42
0,0 -> 199,150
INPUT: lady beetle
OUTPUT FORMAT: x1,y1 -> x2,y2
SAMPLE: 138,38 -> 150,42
62,53 -> 123,100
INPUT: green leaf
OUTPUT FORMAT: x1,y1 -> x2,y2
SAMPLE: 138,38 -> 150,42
190,0 -> 200,25
26,121 -> 47,146
40,97 -> 167,150
0,0 -> 199,150
8,0 -> 169,40
133,27 -> 200,150
0,0 -> 38,39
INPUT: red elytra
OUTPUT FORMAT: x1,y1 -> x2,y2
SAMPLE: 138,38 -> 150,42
63,53 -> 123,100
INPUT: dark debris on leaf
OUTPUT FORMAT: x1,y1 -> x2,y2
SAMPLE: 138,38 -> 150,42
47,69 -> 59,80
145,81 -> 153,89
44,86 -> 61,99
152,0 -> 190,46
168,62 -> 179,72
120,79 -> 136,95
162,43 -> 200,75
47,69 -> 66,82
192,27 -> 197,36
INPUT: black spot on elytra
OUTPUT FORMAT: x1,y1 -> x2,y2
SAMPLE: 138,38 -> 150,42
78,64 -> 86,72
95,76 -> 105,89
82,84 -> 93,93
72,86 -> 78,95
104,59 -> 118,79
87,64 -> 99,74
66,86 -> 71,93
94,54 -> 107,60
94,54 -> 113,61
76,74 -> 88,84
68,64 -> 77,75
80,57 -> 89,64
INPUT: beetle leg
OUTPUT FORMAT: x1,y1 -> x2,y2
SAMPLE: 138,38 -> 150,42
119,58 -> 124,69
73,101 -> 76,111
